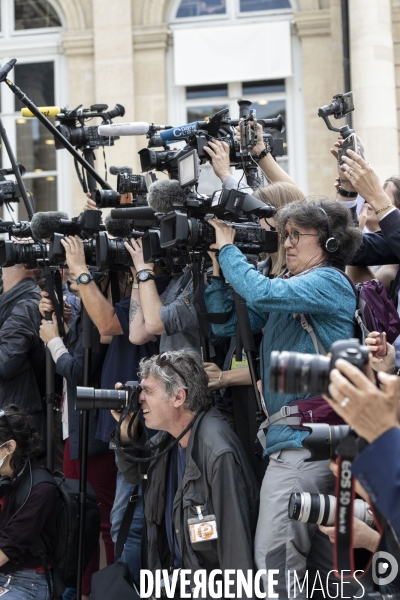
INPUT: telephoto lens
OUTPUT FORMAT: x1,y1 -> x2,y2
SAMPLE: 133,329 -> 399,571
76,387 -> 128,411
288,492 -> 374,528
269,339 -> 369,395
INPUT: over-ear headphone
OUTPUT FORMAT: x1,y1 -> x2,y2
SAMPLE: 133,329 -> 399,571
0,460 -> 29,498
318,206 -> 339,253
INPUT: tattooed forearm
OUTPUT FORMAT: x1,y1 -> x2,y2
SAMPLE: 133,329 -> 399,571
129,300 -> 139,323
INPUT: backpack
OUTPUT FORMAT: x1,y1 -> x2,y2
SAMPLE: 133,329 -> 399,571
15,468 -> 100,599
333,269 -> 400,345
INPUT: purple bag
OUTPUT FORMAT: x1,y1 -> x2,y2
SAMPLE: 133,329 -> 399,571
333,270 -> 400,344
288,395 -> 345,429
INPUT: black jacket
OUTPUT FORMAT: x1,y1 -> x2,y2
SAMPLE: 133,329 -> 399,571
55,314 -> 110,461
114,407 -> 259,596
0,277 -> 45,413
351,208 -> 400,304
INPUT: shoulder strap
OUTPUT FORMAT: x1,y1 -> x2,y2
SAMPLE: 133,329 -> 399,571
294,313 -> 327,356
15,468 -> 57,510
114,485 -> 140,561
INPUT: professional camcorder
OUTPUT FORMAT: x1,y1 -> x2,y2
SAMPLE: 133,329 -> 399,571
95,167 -> 157,209
0,239 -> 48,268
288,492 -> 374,527
76,382 -> 141,412
100,99 -> 285,180
0,164 -> 27,208
269,338 -> 369,396
50,103 -> 125,151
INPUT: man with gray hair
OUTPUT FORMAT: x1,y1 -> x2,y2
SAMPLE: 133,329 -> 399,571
112,349 -> 259,596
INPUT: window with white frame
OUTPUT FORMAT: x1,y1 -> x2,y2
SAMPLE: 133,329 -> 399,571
0,0 -> 68,222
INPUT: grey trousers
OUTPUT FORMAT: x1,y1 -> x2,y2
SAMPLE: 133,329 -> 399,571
254,447 -> 336,599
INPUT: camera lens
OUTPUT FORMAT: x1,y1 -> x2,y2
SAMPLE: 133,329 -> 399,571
95,190 -> 121,209
288,492 -> 335,526
270,351 -> 331,395
76,387 -> 128,410
289,492 -> 374,528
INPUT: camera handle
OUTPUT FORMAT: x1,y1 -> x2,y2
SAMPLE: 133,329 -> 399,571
4,74 -> 112,191
76,304 -> 94,600
0,117 -> 34,219
81,147 -> 98,200
233,292 -> 263,419
318,113 -> 355,140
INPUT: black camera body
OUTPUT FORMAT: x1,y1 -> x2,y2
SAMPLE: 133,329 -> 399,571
0,164 -> 26,207
139,99 -> 285,179
270,338 -> 369,397
76,381 -> 141,413
54,103 -> 125,151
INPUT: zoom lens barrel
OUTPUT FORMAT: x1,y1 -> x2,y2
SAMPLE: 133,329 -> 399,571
76,387 -> 128,410
288,492 -> 374,527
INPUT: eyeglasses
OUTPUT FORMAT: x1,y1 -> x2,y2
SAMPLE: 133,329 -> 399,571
280,231 -> 319,246
156,353 -> 188,390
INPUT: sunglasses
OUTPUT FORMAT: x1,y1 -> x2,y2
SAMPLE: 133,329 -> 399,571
156,353 -> 188,390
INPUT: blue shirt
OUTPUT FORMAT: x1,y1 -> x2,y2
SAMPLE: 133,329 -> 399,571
96,276 -> 170,442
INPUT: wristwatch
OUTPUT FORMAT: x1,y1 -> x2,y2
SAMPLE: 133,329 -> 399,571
76,272 -> 94,285
137,270 -> 155,283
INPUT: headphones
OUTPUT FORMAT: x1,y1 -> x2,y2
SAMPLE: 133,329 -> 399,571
0,460 -> 29,498
318,207 -> 339,253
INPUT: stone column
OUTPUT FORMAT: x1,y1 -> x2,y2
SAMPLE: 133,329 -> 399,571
349,0 -> 399,180
91,0 -> 137,176
294,2 -> 345,196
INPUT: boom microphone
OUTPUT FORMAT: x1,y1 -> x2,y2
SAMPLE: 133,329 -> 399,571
98,122 -> 173,137
21,107 -> 61,118
105,214 -> 135,238
0,59 -> 16,83
158,122 -> 199,143
31,211 -> 68,240
147,180 -> 187,214
98,122 -> 149,136
110,206 -> 156,221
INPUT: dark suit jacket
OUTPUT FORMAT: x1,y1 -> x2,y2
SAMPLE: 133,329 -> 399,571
352,208 -> 400,304
352,428 -> 400,539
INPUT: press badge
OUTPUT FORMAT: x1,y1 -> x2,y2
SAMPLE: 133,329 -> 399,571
0,588 -> 10,596
188,506 -> 218,550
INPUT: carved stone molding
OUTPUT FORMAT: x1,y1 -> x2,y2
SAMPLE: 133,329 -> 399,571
61,30 -> 94,55
293,8 -> 331,37
132,24 -> 171,51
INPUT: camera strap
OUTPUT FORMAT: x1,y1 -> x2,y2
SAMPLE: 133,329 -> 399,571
334,435 -> 384,582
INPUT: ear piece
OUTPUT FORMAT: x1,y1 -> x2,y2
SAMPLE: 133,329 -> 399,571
318,207 -> 339,253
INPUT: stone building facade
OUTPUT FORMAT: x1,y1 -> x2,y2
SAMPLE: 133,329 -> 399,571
0,0 -> 398,219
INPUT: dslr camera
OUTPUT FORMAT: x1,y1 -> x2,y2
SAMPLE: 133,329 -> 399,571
270,338 -> 369,396
76,381 -> 141,413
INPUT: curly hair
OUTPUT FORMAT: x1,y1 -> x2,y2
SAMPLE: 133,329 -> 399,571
139,350 -> 211,414
0,405 -> 43,470
275,197 -> 363,269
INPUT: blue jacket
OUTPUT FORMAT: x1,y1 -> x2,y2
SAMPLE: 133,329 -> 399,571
204,245 -> 356,455
352,428 -> 400,538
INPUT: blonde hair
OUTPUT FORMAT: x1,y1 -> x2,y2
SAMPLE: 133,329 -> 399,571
253,182 -> 305,275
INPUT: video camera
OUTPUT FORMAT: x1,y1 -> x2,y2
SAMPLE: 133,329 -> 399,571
138,98 -> 285,180
48,103 -> 126,151
0,164 -> 27,208
76,382 -> 141,413
95,167 -> 156,209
